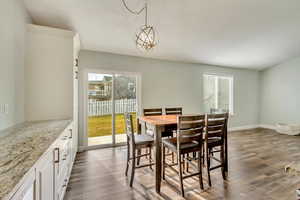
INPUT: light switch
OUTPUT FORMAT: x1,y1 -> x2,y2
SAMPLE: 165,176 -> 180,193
0,104 -> 9,114
4,104 -> 8,114
0,104 -> 3,114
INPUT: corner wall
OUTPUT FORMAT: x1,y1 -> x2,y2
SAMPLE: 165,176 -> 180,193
260,57 -> 300,126
0,0 -> 32,131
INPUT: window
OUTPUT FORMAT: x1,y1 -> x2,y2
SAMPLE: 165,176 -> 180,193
203,74 -> 234,114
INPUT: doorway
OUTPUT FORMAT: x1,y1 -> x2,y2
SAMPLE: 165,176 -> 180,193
84,70 -> 141,149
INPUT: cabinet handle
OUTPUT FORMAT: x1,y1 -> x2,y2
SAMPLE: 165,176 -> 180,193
69,129 -> 73,139
62,154 -> 67,161
54,147 -> 60,163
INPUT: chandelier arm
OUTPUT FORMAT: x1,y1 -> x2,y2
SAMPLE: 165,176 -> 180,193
121,0 -> 146,15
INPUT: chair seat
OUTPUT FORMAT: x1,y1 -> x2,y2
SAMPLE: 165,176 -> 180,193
207,137 -> 223,147
163,137 -> 200,152
135,134 -> 154,146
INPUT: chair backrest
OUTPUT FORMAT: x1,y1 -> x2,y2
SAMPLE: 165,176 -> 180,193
205,113 -> 229,140
165,107 -> 182,115
124,113 -> 135,145
143,108 -> 163,116
177,115 -> 205,150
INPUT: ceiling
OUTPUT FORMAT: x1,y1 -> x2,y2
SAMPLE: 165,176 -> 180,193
24,0 -> 300,70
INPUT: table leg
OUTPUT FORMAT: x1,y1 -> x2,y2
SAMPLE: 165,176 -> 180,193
154,125 -> 163,193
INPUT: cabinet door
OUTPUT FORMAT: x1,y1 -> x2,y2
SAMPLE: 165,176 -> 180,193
36,151 -> 55,200
10,170 -> 35,200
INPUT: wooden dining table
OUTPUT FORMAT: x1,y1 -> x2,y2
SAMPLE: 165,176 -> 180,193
139,114 -> 228,194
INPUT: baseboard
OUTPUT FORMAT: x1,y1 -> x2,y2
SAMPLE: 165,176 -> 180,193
259,124 -> 277,130
229,125 -> 260,132
229,124 -> 277,132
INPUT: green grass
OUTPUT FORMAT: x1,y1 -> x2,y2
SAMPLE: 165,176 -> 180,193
88,113 -> 137,137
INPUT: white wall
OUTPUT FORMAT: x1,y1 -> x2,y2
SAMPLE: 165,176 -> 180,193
0,0 -> 31,131
260,57 -> 300,126
25,25 -> 74,121
78,50 -> 261,147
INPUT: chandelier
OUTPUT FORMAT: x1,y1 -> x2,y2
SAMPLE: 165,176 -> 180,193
122,0 -> 157,51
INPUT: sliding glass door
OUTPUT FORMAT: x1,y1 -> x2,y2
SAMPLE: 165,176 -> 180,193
87,72 -> 139,148
114,74 -> 137,144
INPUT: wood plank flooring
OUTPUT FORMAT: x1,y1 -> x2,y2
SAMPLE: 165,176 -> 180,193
64,128 -> 300,200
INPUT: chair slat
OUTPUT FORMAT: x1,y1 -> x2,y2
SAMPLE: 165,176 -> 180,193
165,107 -> 182,115
179,115 -> 205,121
143,108 -> 163,116
207,113 -> 229,119
207,119 -> 226,126
207,125 -> 224,132
177,115 -> 205,141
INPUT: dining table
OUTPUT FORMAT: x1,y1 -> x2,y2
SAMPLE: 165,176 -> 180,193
139,114 -> 228,194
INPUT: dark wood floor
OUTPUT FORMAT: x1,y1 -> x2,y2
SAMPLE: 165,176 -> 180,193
64,129 -> 300,200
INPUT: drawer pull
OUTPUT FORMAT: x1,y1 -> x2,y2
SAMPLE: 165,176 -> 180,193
69,129 -> 73,139
54,148 -> 60,163
62,137 -> 67,141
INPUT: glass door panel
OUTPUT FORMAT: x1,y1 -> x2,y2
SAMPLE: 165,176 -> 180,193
87,73 -> 113,146
114,74 -> 137,144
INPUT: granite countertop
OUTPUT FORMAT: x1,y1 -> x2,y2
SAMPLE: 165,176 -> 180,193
0,119 -> 72,199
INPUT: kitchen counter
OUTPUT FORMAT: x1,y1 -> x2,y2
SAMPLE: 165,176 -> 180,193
0,120 -> 72,199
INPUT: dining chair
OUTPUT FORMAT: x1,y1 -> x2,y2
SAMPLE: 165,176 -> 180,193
124,113 -> 154,187
165,107 -> 183,115
205,113 -> 229,187
162,115 -> 205,197
143,108 -> 173,138
165,107 -> 183,163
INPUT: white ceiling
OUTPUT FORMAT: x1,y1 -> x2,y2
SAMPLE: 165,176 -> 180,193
24,0 -> 300,70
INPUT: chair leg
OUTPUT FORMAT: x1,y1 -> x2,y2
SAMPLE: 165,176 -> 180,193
198,151 -> 204,190
206,147 -> 212,187
162,145 -> 166,180
182,154 -> 185,173
172,152 -> 174,163
137,149 -> 141,166
221,145 -> 226,180
186,154 -> 189,173
202,146 -> 205,166
149,146 -> 152,170
178,153 -> 185,197
130,149 -> 136,187
125,142 -> 130,176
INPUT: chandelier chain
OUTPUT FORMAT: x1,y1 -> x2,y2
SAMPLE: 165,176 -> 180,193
121,0 -> 146,15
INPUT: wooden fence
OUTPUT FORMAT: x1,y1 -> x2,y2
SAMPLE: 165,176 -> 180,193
88,99 -> 137,116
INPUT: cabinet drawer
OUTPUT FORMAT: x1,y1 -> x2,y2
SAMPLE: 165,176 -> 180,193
56,166 -> 69,200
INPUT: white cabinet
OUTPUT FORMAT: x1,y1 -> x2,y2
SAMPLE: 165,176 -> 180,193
35,151 -> 55,200
10,170 -> 35,200
9,124 -> 76,200
54,124 -> 73,200
10,24 -> 80,200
